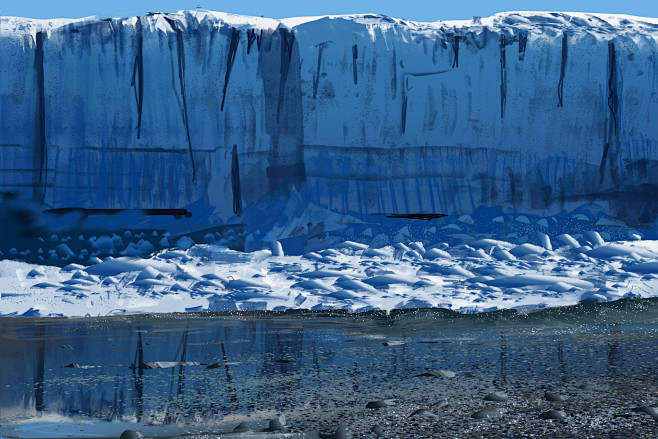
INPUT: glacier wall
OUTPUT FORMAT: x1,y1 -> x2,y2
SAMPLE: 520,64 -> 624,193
2,11 -> 658,240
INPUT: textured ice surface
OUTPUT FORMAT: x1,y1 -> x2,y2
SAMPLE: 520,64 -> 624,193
2,232 -> 658,317
2,11 -> 658,245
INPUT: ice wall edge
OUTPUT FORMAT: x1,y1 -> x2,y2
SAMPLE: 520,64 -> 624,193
1,11 -> 658,245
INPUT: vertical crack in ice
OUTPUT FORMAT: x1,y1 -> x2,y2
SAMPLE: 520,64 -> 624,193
402,81 -> 408,133
130,18 -> 144,139
607,42 -> 619,132
164,17 -> 196,181
518,31 -> 528,61
312,43 -> 323,99
231,144 -> 242,215
108,20 -> 118,56
500,35 -> 507,119
401,70 -> 452,134
352,44 -> 359,84
221,27 -> 240,111
452,35 -> 460,68
391,49 -> 397,99
33,29 -> 47,204
246,28 -> 262,54
557,32 -> 567,107
601,41 -> 619,184
277,28 -> 295,124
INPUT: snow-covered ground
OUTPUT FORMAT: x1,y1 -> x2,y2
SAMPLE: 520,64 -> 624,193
2,228 -> 658,317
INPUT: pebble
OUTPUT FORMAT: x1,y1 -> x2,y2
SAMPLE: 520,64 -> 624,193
409,408 -> 439,418
471,408 -> 504,419
232,421 -> 250,432
366,400 -> 394,409
414,370 -> 456,378
632,406 -> 658,420
544,392 -> 569,402
371,424 -> 384,435
538,409 -> 567,420
484,392 -> 508,402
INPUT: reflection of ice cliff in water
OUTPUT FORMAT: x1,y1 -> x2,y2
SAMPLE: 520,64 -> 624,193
1,318 -> 306,424
1,302 -> 658,435
2,12 -> 658,243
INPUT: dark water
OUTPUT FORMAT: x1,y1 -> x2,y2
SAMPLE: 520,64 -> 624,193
2,299 -> 658,438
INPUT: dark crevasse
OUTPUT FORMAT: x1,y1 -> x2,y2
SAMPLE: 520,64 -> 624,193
557,32 -> 567,107
231,144 -> 242,215
607,42 -> 620,134
499,34 -> 507,119
256,26 -> 306,195
401,69 -> 452,135
391,48 -> 397,99
33,30 -> 47,203
277,28 -> 295,124
312,43 -> 323,99
164,16 -> 196,181
601,41 -> 620,185
130,17 -> 144,139
401,81 -> 408,133
518,31 -> 528,60
452,35 -> 460,68
246,28 -> 262,54
352,44 -> 358,85
221,27 -> 240,111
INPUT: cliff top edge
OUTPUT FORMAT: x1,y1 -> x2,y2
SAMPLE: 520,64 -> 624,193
1,10 -> 658,37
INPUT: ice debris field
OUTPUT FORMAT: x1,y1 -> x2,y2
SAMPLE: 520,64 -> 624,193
2,210 -> 658,318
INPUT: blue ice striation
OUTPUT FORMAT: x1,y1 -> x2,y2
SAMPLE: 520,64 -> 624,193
2,11 -> 658,248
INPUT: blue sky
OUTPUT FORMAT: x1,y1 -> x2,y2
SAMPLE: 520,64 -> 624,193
1,0 -> 657,21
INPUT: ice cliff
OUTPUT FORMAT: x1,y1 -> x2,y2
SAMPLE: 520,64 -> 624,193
2,11 -> 658,242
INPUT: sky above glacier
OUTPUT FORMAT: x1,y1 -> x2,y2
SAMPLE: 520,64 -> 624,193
1,0 -> 657,21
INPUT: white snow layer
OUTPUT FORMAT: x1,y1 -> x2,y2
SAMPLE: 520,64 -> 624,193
2,235 -> 657,317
